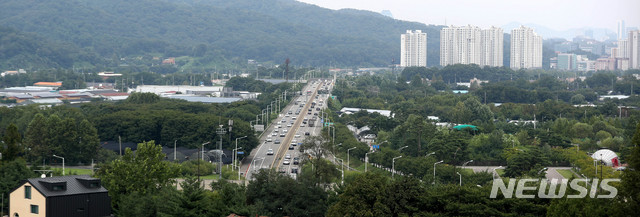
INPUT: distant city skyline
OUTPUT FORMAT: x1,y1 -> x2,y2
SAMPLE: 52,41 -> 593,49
297,0 -> 639,32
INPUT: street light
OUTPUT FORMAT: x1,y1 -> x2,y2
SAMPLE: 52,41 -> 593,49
493,166 -> 503,179
199,142 -> 211,182
234,136 -> 248,172
462,160 -> 474,167
347,147 -> 356,169
456,172 -> 462,186
365,151 -> 373,172
425,152 -> 435,157
537,167 -> 548,175
52,155 -> 64,176
398,146 -> 408,151
392,156 -> 403,179
335,157 -> 344,185
433,160 -> 443,184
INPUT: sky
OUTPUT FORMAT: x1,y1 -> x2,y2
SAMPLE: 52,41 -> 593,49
296,0 -> 639,31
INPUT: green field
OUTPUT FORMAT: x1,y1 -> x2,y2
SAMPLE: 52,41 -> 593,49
557,169 -> 578,179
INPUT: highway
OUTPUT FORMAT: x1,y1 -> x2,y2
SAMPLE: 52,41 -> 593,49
240,79 -> 334,181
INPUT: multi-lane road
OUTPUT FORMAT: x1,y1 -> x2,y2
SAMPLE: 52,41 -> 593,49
240,79 -> 334,180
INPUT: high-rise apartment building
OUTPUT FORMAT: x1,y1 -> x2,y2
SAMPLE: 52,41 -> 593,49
618,20 -> 626,40
510,26 -> 543,70
440,25 -> 503,67
482,26 -> 504,67
629,30 -> 640,69
617,39 -> 629,58
400,30 -> 427,67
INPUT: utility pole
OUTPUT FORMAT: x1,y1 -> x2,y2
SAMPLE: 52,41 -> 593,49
216,125 -> 227,179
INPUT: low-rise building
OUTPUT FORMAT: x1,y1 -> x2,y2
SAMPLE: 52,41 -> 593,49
10,175 -> 111,217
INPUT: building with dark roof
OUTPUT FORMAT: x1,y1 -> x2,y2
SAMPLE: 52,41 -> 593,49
9,175 -> 111,217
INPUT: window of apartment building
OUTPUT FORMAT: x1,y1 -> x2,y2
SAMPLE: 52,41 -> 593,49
31,205 -> 39,214
24,186 -> 31,199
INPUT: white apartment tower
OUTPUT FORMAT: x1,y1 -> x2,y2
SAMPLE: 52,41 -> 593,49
617,39 -> 629,58
401,30 -> 427,67
440,25 -> 503,67
510,26 -> 543,70
618,20 -> 626,40
629,30 -> 640,69
481,26 -> 504,67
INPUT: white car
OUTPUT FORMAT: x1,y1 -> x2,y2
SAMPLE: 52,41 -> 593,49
287,124 -> 292,127
266,149 -> 274,155
278,125 -> 282,128
266,137 -> 272,142
295,134 -> 301,138
272,132 -> 277,136
283,129 -> 288,133
283,160 -> 290,165
285,154 -> 291,159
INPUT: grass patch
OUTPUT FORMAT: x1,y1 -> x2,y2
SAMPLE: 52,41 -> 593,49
459,168 -> 474,175
557,169 -> 578,179
496,169 -> 505,177
51,167 -> 93,176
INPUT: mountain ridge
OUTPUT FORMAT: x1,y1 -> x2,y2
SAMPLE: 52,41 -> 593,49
0,0 -> 444,68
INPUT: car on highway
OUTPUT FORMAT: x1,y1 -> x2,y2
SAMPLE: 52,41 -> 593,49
285,114 -> 290,117
274,140 -> 281,144
266,137 -> 272,142
283,160 -> 290,165
289,145 -> 294,150
304,132 -> 310,135
272,132 -> 277,136
281,119 -> 286,123
295,134 -> 301,138
283,129 -> 288,133
280,133 -> 286,137
267,149 -> 274,155
277,124 -> 282,128
274,128 -> 279,132
287,124 -> 292,127
291,167 -> 298,174
293,157 -> 300,165
285,154 -> 291,159
292,116 -> 297,120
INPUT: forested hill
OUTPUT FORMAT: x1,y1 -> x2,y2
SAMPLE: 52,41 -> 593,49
0,26 -> 102,69
0,0 -> 443,68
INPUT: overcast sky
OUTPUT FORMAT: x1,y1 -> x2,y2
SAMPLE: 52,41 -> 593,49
297,0 -> 639,31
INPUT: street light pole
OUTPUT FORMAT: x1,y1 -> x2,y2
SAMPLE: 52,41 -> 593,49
52,155 -> 64,176
456,172 -> 462,186
433,160 -> 443,184
234,136 -> 247,171
493,166 -> 503,179
365,151 -> 373,172
347,147 -> 356,169
392,156 -> 403,179
462,160 -> 473,167
199,142 -> 210,182
398,146 -> 408,151
425,152 -> 435,157
335,157 -> 344,185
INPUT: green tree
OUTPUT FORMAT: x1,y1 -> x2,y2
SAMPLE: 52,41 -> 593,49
77,119 -> 100,164
96,141 -> 180,208
0,159 -> 36,213
327,172 -> 390,217
618,123 -> 640,214
126,92 -> 160,104
23,113 -> 49,163
2,123 -> 22,161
